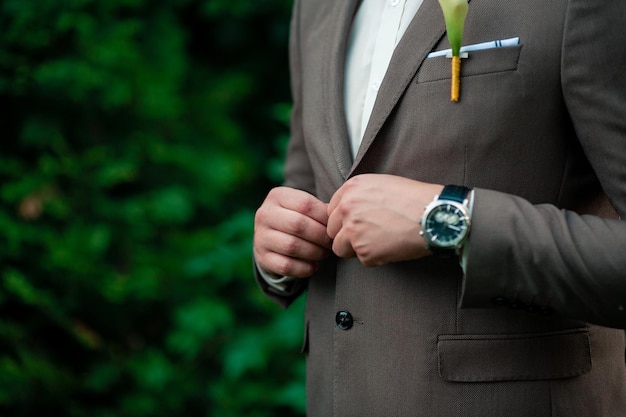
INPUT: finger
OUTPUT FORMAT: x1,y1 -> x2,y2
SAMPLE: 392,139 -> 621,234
257,251 -> 320,278
327,183 -> 345,219
327,183 -> 349,240
331,229 -> 356,259
326,206 -> 343,239
259,229 -> 331,262
264,207 -> 332,249
276,188 -> 330,226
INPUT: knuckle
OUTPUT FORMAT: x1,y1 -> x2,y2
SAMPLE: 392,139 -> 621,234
267,186 -> 284,199
354,244 -> 378,267
295,196 -> 314,216
275,257 -> 295,277
345,176 -> 361,188
360,258 -> 374,267
356,248 -> 371,263
359,254 -> 377,267
341,191 -> 363,211
283,236 -> 300,256
287,215 -> 307,235
343,219 -> 361,235
274,257 -> 314,278
338,203 -> 350,217
337,199 -> 355,217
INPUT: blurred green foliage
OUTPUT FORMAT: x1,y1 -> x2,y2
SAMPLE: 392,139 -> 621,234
0,0 -> 303,415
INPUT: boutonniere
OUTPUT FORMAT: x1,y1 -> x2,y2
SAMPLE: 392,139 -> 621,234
438,0 -> 469,102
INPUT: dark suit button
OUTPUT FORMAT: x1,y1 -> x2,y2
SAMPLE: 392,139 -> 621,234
336,311 -> 353,330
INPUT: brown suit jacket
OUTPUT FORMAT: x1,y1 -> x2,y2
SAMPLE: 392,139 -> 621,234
257,0 -> 626,415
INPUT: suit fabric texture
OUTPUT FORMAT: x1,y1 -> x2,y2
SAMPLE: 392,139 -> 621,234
257,0 -> 626,415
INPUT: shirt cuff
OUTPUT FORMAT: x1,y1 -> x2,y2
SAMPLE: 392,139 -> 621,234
257,265 -> 298,292
460,189 -> 475,273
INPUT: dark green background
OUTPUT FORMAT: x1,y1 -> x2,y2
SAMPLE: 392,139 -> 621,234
0,0 -> 304,415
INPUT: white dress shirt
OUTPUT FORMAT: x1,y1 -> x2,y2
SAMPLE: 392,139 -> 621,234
344,0 -> 423,157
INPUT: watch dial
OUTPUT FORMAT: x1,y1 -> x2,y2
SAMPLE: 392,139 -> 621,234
424,203 -> 469,248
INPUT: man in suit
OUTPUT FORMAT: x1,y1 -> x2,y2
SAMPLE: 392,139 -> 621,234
254,0 -> 626,415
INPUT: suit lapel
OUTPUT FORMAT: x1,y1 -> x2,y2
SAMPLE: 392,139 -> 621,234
350,0 -> 455,174
325,0 -> 362,180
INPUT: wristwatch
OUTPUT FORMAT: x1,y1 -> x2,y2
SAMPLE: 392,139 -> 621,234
419,185 -> 472,254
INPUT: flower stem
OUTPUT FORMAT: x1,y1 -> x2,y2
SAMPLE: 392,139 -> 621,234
451,55 -> 461,102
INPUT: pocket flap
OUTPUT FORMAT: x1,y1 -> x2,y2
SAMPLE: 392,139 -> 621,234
437,328 -> 591,382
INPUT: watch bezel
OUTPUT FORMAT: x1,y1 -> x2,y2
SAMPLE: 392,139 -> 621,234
420,198 -> 471,250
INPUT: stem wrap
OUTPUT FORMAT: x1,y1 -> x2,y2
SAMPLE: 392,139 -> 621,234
451,55 -> 461,102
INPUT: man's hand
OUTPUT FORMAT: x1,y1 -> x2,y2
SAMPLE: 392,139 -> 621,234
254,187 -> 332,278
327,174 -> 443,266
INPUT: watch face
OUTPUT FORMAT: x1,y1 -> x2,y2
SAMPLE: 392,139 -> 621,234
423,201 -> 470,248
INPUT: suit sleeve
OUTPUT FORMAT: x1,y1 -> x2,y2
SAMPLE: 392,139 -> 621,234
460,0 -> 626,329
282,0 -> 316,194
254,0 -> 313,308
461,190 -> 626,329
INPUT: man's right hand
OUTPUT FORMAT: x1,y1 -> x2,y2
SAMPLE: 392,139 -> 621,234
254,187 -> 332,278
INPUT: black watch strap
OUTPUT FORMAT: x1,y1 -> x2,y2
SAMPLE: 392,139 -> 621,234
439,185 -> 471,203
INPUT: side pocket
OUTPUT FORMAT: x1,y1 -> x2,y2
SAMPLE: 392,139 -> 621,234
438,328 -> 591,382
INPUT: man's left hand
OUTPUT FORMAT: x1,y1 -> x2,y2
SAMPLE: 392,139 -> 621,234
327,174 -> 443,266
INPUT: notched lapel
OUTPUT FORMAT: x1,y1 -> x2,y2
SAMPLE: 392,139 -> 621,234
325,0 -> 361,180
351,0 -> 471,174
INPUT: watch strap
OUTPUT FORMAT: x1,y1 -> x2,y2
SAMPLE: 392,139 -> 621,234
439,185 -> 471,203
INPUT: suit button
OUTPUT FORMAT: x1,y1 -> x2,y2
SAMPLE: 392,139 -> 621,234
336,311 -> 353,330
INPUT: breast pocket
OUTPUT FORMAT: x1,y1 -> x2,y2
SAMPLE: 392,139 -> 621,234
417,45 -> 523,83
